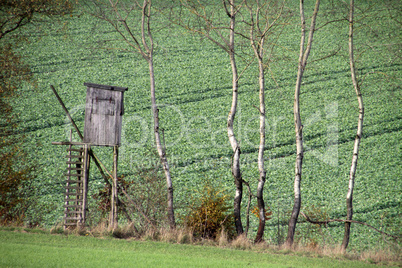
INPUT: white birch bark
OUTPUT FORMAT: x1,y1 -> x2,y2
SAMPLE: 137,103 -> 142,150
171,0 -> 244,235
341,0 -> 363,251
109,0 -> 176,228
245,0 -> 286,243
143,1 -> 176,229
255,50 -> 266,243
286,0 -> 320,247
248,7 -> 266,241
227,0 -> 244,235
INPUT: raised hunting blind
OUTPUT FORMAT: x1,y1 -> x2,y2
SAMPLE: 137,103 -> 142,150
51,83 -> 127,230
83,82 -> 127,146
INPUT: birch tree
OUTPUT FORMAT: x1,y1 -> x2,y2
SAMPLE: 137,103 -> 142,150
285,0 -> 320,247
86,0 -> 176,229
341,0 -> 363,252
243,0 -> 286,243
173,0 -> 245,235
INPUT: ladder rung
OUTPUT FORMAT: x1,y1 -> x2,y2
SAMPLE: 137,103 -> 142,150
65,195 -> 83,198
66,161 -> 84,165
65,186 -> 82,190
65,211 -> 82,214
64,222 -> 80,226
66,155 -> 83,158
65,199 -> 83,202
64,205 -> 82,208
64,205 -> 81,208
67,167 -> 84,171
65,192 -> 82,196
65,217 -> 82,220
65,173 -> 83,177
65,180 -> 83,184
67,148 -> 84,152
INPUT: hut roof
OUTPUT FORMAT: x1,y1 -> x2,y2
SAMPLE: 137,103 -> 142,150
84,82 -> 128,92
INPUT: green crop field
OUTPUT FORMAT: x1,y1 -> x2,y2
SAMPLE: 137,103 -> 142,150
5,1 -> 401,252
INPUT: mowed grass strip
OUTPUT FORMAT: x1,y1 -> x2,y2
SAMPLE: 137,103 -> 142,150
0,230 -> 380,268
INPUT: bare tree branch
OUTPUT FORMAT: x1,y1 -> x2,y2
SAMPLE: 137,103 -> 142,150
300,212 -> 400,240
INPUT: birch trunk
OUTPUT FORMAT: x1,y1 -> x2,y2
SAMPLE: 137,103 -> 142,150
227,0 -> 243,235
255,50 -> 266,243
285,0 -> 320,247
173,0 -> 243,235
341,0 -> 363,251
143,0 -> 175,229
248,14 -> 267,241
245,0 -> 286,243
148,56 -> 176,229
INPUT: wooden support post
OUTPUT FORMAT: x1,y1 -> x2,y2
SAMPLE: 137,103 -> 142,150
80,144 -> 90,227
50,85 -> 83,140
64,130 -> 73,230
109,146 -> 119,230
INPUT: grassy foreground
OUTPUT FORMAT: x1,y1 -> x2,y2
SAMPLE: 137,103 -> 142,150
0,229 -> 393,268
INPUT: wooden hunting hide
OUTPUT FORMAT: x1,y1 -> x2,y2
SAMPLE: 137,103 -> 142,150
83,83 -> 128,146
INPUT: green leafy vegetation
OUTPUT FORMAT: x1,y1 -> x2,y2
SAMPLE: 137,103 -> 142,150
0,44 -> 35,225
1,0 -> 400,252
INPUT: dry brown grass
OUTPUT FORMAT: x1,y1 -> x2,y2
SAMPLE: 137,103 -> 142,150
359,248 -> 401,266
231,233 -> 252,250
158,227 -> 194,244
45,223 -> 401,266
272,241 -> 401,266
176,228 -> 194,244
85,221 -> 110,237
142,227 -> 159,241
217,228 -> 229,247
49,221 -> 64,234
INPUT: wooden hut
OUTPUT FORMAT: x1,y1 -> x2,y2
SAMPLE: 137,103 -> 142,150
83,83 -> 128,146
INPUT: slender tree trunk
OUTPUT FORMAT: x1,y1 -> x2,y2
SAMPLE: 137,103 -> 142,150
173,0 -> 243,235
227,0 -> 243,235
141,0 -> 175,229
285,0 -> 320,247
149,54 -> 176,229
255,50 -> 266,243
245,0 -> 287,244
341,0 -> 363,252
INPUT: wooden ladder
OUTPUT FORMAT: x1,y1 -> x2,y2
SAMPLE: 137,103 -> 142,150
64,144 -> 90,229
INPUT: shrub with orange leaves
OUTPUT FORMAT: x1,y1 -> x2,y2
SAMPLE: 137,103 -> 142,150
183,184 -> 236,240
251,205 -> 273,221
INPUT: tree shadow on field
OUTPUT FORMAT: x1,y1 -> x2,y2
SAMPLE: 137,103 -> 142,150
8,117 -> 83,136
221,117 -> 402,170
157,82 -> 255,107
158,86 -> 229,105
286,62 -> 402,92
355,201 -> 401,215
330,200 -> 401,220
169,113 -> 401,172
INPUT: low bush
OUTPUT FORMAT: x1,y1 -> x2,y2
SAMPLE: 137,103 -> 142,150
183,183 -> 236,240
